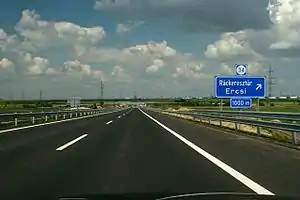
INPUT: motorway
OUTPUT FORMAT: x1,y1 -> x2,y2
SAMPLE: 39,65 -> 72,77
0,108 -> 300,199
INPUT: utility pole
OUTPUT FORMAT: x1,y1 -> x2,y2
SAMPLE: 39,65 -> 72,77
257,61 -> 275,106
39,89 -> 43,100
267,65 -> 276,107
100,79 -> 104,106
268,65 -> 276,98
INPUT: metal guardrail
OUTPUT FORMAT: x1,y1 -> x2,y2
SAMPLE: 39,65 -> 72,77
183,110 -> 300,121
0,108 -> 125,130
148,108 -> 300,145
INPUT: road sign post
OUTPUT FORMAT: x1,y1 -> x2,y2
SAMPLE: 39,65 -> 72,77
214,64 -> 266,110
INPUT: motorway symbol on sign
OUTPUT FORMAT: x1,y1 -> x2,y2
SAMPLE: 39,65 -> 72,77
230,98 -> 252,109
214,76 -> 266,98
236,64 -> 247,76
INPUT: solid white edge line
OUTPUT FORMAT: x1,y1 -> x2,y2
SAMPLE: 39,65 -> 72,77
0,109 -> 125,135
56,134 -> 88,151
138,108 -> 274,196
106,120 -> 113,125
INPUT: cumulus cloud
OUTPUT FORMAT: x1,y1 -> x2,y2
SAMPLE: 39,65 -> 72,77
21,52 -> 50,75
172,62 -> 210,80
0,29 -> 20,52
77,41 -> 177,65
15,10 -> 106,51
0,58 -> 14,72
17,51 -> 104,80
267,0 -> 300,49
111,65 -> 132,82
77,40 -> 206,78
205,0 -> 300,61
124,41 -> 177,57
62,60 -> 104,80
205,30 -> 263,61
116,20 -> 144,34
145,59 -> 165,73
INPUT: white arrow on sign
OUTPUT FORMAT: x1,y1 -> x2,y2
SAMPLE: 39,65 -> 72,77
256,84 -> 262,90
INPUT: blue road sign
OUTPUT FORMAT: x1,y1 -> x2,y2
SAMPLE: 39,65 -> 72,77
215,76 -> 266,98
230,98 -> 252,109
235,64 -> 247,76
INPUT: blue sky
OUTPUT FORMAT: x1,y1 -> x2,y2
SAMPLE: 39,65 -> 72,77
0,0 -> 299,99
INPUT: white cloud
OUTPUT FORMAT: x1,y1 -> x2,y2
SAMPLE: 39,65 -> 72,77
28,57 -> 49,75
172,62 -> 210,80
0,58 -> 14,72
124,41 -> 177,57
77,41 -> 177,65
205,0 -> 300,61
111,65 -> 132,82
21,52 -> 49,75
0,29 -> 7,39
267,0 -> 300,49
62,60 -> 104,80
247,62 -> 265,74
0,29 -> 20,52
15,10 -> 106,51
205,31 -> 262,61
18,51 -> 104,80
116,20 -> 144,34
219,63 -> 234,74
145,59 -> 165,73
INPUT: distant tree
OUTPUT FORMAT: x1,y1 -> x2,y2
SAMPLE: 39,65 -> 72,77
22,104 -> 35,108
100,101 -> 104,107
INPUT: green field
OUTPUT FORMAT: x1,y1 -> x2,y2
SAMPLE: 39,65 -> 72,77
148,99 -> 300,113
1,98 -> 300,113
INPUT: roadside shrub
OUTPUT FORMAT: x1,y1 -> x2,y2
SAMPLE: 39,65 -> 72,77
22,104 -> 35,108
90,103 -> 97,109
35,102 -> 53,108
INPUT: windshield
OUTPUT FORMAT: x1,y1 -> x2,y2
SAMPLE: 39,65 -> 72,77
0,0 -> 300,200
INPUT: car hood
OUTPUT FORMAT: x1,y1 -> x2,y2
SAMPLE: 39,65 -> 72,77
60,192 -> 299,200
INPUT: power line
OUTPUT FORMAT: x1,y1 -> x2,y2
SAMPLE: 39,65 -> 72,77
257,61 -> 276,97
267,65 -> 276,97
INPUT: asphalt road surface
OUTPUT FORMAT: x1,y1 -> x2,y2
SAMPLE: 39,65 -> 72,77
1,108 -> 300,199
